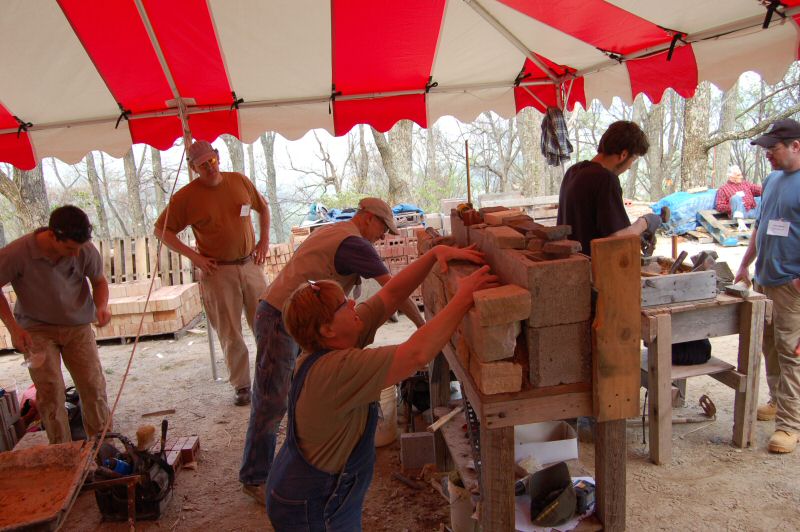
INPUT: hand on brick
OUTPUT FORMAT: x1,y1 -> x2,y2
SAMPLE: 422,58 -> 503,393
733,265 -> 751,287
454,265 -> 499,304
433,243 -> 486,274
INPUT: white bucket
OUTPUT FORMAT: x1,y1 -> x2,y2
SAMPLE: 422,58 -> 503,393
375,385 -> 398,447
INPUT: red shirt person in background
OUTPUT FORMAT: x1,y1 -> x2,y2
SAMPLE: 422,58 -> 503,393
715,165 -> 762,219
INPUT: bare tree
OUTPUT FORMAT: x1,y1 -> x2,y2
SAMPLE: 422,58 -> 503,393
371,121 -> 412,204
85,151 -> 111,238
123,149 -> 147,236
711,81 -> 740,187
150,147 -> 168,215
680,83 -> 712,189
222,134 -> 245,174
100,153 -> 130,237
260,132 -> 287,243
0,163 -> 50,232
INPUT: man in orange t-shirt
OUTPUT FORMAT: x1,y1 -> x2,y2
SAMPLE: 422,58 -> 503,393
154,141 -> 270,406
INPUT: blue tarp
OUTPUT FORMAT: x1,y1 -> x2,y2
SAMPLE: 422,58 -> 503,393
651,189 -> 718,235
314,203 -> 426,224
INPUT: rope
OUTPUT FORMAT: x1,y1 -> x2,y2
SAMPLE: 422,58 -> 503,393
57,146 -> 188,530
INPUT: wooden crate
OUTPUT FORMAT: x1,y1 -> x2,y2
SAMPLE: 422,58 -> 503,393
641,257 -> 717,307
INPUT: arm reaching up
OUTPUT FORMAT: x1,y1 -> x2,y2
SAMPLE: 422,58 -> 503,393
383,265 -> 497,386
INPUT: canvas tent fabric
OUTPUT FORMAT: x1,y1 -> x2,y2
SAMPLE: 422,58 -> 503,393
1,0 -> 800,170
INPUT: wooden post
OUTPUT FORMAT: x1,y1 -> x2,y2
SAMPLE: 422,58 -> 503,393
733,299 -> 765,447
595,419 -> 627,531
479,425 -> 514,532
647,314 -> 672,464
671,235 -> 678,259
112,239 -> 124,284
123,237 -> 134,283
134,237 -> 148,280
428,353 -> 453,471
591,235 -> 641,421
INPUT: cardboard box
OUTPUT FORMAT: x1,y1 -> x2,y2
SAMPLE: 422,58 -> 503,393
514,421 -> 578,467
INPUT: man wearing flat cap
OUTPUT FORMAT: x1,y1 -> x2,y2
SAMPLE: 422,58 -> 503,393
154,140 -> 270,407
735,118 -> 800,454
238,196 -> 424,502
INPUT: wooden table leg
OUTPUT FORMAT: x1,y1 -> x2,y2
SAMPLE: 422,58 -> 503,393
479,425 -> 514,532
733,299 -> 765,447
648,314 -> 672,464
429,352 -> 453,471
595,419 -> 626,532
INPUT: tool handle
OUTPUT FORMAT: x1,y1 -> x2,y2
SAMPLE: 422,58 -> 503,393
159,419 -> 168,454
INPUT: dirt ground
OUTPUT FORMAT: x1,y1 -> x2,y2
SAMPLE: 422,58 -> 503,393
1,240 -> 799,531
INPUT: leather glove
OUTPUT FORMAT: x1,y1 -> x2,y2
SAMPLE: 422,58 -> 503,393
641,213 -> 662,236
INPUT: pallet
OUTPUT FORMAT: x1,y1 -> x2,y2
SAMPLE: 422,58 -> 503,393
697,210 -> 753,247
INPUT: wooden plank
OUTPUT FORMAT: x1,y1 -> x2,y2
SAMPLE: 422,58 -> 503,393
100,240 -> 112,283
733,299 -> 765,448
112,239 -> 124,285
647,314 -> 672,465
686,230 -> 713,244
669,304 -> 738,343
123,237 -> 134,283
640,353 -> 735,380
710,370 -> 747,393
134,237 -> 148,281
479,425 -> 514,532
641,270 -> 717,307
437,405 -> 478,493
595,419 -> 627,532
591,235 -> 641,421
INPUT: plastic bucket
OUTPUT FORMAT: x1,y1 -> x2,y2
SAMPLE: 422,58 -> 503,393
375,385 -> 398,447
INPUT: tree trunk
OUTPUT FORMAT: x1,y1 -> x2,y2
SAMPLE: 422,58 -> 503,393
712,81 -> 739,187
150,147 -> 167,215
643,102 -> 666,201
680,82 -> 711,190
247,143 -> 257,186
13,164 -> 50,231
123,149 -> 147,236
371,121 -> 411,205
625,98 -> 648,199
85,151 -> 111,238
425,125 -> 439,187
519,108 -> 545,197
353,125 -> 369,192
0,221 -> 6,248
259,132 -> 287,243
223,134 -> 245,174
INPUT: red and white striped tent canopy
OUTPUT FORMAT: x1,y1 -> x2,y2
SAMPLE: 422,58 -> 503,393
2,0 -> 800,170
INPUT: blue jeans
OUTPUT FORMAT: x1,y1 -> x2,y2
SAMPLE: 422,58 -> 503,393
239,301 -> 300,485
730,195 -> 761,220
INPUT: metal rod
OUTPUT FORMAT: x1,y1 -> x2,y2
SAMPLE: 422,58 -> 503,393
465,140 -> 471,205
463,0 -> 560,82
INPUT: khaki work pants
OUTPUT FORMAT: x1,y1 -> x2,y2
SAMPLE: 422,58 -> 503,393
27,323 -> 111,444
756,281 -> 800,433
200,260 -> 267,391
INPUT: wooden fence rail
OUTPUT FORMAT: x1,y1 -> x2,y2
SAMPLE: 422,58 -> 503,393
93,235 -> 195,287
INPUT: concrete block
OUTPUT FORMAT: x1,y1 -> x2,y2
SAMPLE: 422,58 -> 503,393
473,284 -> 531,326
529,225 -> 572,241
542,240 -> 582,255
450,212 -> 468,247
469,357 -> 523,395
485,226 -> 525,249
462,308 -> 520,362
484,249 -> 590,328
527,321 -> 592,387
400,432 -> 436,471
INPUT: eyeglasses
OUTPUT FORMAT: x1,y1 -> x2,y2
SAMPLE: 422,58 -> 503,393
199,156 -> 218,168
307,280 -> 349,313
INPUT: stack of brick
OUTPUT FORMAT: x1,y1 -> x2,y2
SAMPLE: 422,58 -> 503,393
263,243 -> 294,283
436,209 -> 591,391
94,279 -> 203,340
0,387 -> 23,452
290,226 -> 312,249
150,435 -> 200,472
374,227 -> 424,304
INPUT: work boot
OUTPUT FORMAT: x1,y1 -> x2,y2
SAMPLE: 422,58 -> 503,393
768,430 -> 799,453
241,483 -> 266,504
757,401 -> 777,421
234,387 -> 251,406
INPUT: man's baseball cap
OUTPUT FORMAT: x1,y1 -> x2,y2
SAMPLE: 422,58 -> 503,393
751,119 -> 800,148
358,197 -> 398,235
187,140 -> 217,165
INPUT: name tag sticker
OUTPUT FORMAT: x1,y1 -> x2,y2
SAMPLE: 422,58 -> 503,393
240,204 -> 251,217
766,219 -> 790,237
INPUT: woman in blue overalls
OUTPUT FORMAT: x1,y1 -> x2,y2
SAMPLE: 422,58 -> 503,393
266,244 -> 496,531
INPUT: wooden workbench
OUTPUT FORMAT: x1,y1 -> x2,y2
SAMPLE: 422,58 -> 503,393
428,236 -> 640,531
640,292 -> 768,464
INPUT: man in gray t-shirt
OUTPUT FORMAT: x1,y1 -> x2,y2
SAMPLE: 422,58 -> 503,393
0,206 -> 112,444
